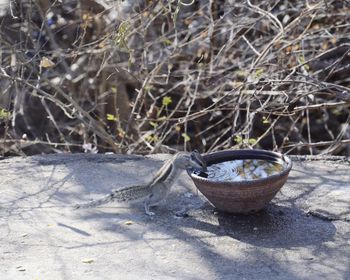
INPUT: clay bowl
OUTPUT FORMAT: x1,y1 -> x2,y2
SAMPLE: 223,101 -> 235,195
189,149 -> 292,214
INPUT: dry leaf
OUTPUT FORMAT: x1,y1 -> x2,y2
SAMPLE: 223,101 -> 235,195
125,221 -> 133,225
82,258 -> 94,264
16,266 -> 26,271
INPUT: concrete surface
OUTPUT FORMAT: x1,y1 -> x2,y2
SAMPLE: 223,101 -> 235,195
0,153 -> 349,280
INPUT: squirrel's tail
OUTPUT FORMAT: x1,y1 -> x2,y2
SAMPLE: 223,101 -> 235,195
74,184 -> 150,209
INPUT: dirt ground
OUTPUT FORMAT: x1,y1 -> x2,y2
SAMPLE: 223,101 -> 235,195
0,154 -> 349,279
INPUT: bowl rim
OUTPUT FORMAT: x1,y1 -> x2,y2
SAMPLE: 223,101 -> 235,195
189,149 -> 292,185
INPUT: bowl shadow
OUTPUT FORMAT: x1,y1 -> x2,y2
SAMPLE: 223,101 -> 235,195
187,203 -> 336,249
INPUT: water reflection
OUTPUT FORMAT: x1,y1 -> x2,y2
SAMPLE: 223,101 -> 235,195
203,159 -> 285,182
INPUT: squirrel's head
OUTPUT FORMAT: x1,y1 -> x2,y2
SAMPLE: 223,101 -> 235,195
175,150 -> 207,171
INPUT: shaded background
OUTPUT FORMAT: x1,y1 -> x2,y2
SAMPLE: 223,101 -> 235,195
0,0 -> 349,156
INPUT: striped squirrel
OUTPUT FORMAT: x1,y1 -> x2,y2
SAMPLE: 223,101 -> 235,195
75,151 -> 207,215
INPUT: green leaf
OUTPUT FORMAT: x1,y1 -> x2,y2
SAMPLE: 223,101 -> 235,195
157,116 -> 167,122
145,134 -> 158,143
144,84 -> 153,91
145,135 -> 153,142
162,37 -> 172,46
234,135 -> 243,144
0,108 -> 10,120
106,114 -> 118,121
262,116 -> 270,124
255,68 -> 264,78
181,133 -> 191,142
115,21 -> 131,50
162,96 -> 172,106
248,138 -> 257,145
111,87 -> 117,94
299,55 -> 310,70
40,57 -> 55,68
149,121 -> 158,128
235,70 -> 248,77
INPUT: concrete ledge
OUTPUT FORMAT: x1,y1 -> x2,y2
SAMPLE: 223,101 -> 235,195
0,154 -> 349,279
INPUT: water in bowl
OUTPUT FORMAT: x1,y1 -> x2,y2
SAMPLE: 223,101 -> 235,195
199,159 -> 285,182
